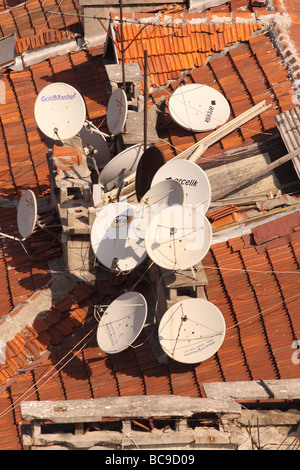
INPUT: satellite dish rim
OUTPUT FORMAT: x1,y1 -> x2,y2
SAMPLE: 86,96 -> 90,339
34,82 -> 86,141
158,297 -> 226,364
96,291 -> 148,354
168,83 -> 230,132
150,159 -> 211,214
107,88 -> 128,136
17,189 -> 38,239
144,203 -> 212,271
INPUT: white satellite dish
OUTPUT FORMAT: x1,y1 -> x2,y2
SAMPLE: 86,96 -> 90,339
132,180 -> 184,240
96,291 -> 148,354
99,143 -> 145,192
34,82 -> 86,141
151,159 -> 211,214
144,204 -> 212,271
91,202 -> 147,272
107,88 -> 128,135
79,124 -> 111,169
17,190 -> 38,239
158,298 -> 226,364
168,83 -> 230,132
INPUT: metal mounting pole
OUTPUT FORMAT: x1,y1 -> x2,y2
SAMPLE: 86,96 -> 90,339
144,49 -> 148,150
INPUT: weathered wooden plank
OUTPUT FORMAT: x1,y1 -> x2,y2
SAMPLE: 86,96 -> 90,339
203,379 -> 300,401
20,395 -> 241,423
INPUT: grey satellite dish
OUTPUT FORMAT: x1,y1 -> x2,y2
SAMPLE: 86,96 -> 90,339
107,88 -> 128,135
158,298 -> 226,364
17,190 -> 38,239
168,83 -> 230,132
151,159 -> 211,214
79,123 -> 111,169
99,143 -> 145,192
90,202 -> 147,272
135,146 -> 165,201
96,291 -> 148,354
34,82 -> 86,141
132,180 -> 184,240
144,203 -> 212,271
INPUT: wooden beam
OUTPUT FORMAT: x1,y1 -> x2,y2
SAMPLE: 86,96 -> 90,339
212,146 -> 300,202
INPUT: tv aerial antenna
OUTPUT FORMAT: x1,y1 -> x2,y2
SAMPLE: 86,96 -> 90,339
158,298 -> 226,364
95,291 -> 148,354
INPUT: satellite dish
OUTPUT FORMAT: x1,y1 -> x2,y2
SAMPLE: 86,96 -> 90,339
34,82 -> 86,141
158,298 -> 226,364
79,124 -> 111,169
132,180 -> 184,240
91,202 -> 147,272
168,83 -> 230,132
96,291 -> 148,354
107,88 -> 128,135
144,204 -> 212,271
17,190 -> 38,239
151,159 -> 211,213
99,143 -> 145,192
135,146 -> 165,201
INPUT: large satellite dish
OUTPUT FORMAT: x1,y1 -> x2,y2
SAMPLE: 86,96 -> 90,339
17,190 -> 38,239
96,291 -> 148,354
34,82 -> 86,141
99,143 -> 145,192
135,146 -> 165,201
91,202 -> 147,272
107,88 -> 128,135
79,124 -> 111,169
168,83 -> 230,132
151,159 -> 211,213
144,204 -> 212,270
132,180 -> 184,240
158,298 -> 226,364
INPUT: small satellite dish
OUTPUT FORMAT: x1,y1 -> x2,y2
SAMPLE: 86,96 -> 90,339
34,82 -> 86,141
168,83 -> 230,132
151,159 -> 211,213
132,180 -> 184,240
91,202 -> 147,272
99,143 -> 145,192
144,204 -> 212,271
79,124 -> 111,169
158,298 -> 226,364
135,146 -> 166,201
17,190 -> 38,239
107,88 -> 128,135
96,291 -> 148,354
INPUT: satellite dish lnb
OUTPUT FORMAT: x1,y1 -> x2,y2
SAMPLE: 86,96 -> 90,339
107,88 -> 128,136
34,82 -> 86,141
158,298 -> 226,364
144,204 -> 212,271
17,189 -> 38,239
96,291 -> 148,354
168,83 -> 230,132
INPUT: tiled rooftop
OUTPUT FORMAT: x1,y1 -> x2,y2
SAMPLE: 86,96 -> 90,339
0,0 -> 300,451
0,0 -> 80,39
